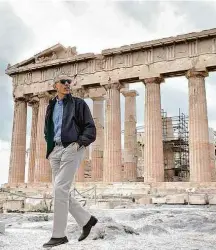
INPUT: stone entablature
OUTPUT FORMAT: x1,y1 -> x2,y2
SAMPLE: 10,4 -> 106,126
6,28 -> 216,99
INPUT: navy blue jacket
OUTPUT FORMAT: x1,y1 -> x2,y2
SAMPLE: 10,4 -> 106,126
44,94 -> 96,159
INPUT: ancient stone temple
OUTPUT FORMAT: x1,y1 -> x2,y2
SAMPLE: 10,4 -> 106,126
5,28 -> 216,186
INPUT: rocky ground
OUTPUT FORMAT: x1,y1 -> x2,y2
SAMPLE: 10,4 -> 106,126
0,204 -> 216,250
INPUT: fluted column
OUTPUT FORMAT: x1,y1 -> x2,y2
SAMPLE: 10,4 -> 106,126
186,69 -> 211,182
103,83 -> 122,182
209,128 -> 216,181
75,161 -> 85,182
34,93 -> 51,183
163,117 -> 175,180
91,97 -> 104,181
122,90 -> 138,181
8,99 -> 27,184
28,101 -> 39,183
143,77 -> 164,182
75,147 -> 89,182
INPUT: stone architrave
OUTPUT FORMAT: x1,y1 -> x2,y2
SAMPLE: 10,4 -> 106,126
34,93 -> 52,183
28,100 -> 39,183
186,69 -> 211,182
8,99 -> 27,184
103,83 -> 122,182
91,97 -> 104,181
122,90 -> 138,181
143,77 -> 164,182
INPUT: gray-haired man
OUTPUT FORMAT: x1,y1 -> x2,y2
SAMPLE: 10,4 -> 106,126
43,75 -> 98,248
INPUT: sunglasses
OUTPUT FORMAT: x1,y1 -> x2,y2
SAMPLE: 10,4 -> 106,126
59,79 -> 72,85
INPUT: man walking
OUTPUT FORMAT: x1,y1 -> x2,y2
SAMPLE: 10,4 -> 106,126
43,74 -> 98,248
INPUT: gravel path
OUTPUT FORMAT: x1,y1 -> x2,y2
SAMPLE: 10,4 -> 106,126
0,205 -> 216,250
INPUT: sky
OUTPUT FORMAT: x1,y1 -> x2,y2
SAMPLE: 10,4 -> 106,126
1,0 -> 216,185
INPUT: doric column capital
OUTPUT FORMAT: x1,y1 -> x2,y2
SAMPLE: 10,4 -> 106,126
144,77 -> 164,85
121,90 -> 139,97
186,68 -> 208,79
37,91 -> 53,99
28,102 -> 39,109
88,87 -> 106,99
103,82 -> 123,91
92,96 -> 104,101
71,87 -> 86,98
14,96 -> 27,103
28,96 -> 39,107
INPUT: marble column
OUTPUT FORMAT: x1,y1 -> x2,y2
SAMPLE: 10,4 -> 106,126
75,147 -> 89,182
122,90 -> 138,181
103,83 -> 122,182
91,97 -> 104,181
34,93 -> 51,183
143,77 -> 164,182
8,99 -> 27,184
28,101 -> 39,183
163,117 -> 175,180
75,161 -> 85,182
208,128 -> 216,181
186,69 -> 211,182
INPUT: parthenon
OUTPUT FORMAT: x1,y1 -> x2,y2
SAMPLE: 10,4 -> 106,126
5,28 -> 216,186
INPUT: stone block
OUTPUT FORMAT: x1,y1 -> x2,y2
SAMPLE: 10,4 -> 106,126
25,194 -> 53,212
152,196 -> 166,204
188,194 -> 207,205
137,197 -> 152,204
208,194 -> 216,205
166,194 -> 186,204
3,200 -> 24,212
96,200 -> 112,209
0,221 -> 5,234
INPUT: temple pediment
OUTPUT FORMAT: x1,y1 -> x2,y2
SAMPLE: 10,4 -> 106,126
7,43 -> 77,71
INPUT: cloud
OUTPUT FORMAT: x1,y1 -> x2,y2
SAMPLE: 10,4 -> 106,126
64,1 -> 89,16
169,1 -> 216,31
0,2 -> 34,141
115,1 -> 161,31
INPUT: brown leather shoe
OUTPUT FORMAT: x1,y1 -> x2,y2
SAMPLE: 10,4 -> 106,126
43,236 -> 68,248
78,216 -> 98,242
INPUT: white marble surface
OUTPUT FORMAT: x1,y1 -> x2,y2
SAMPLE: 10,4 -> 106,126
0,205 -> 216,249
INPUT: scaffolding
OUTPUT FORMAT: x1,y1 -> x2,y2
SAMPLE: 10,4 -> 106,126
162,109 -> 189,181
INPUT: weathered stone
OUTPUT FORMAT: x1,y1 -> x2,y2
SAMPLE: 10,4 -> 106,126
103,83 -> 122,182
186,69 -> 211,182
208,194 -> 216,205
137,197 -> 152,204
152,196 -> 166,204
8,100 -> 27,184
34,93 -> 51,183
28,102 -> 39,183
188,194 -> 207,205
143,77 -> 164,182
91,97 -> 104,181
25,194 -> 53,212
166,194 -> 186,204
3,200 -> 24,212
122,90 -> 138,181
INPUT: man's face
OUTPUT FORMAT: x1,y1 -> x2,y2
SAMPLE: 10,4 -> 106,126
55,78 -> 72,95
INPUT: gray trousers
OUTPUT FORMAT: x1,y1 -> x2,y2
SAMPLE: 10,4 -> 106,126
48,142 -> 91,238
